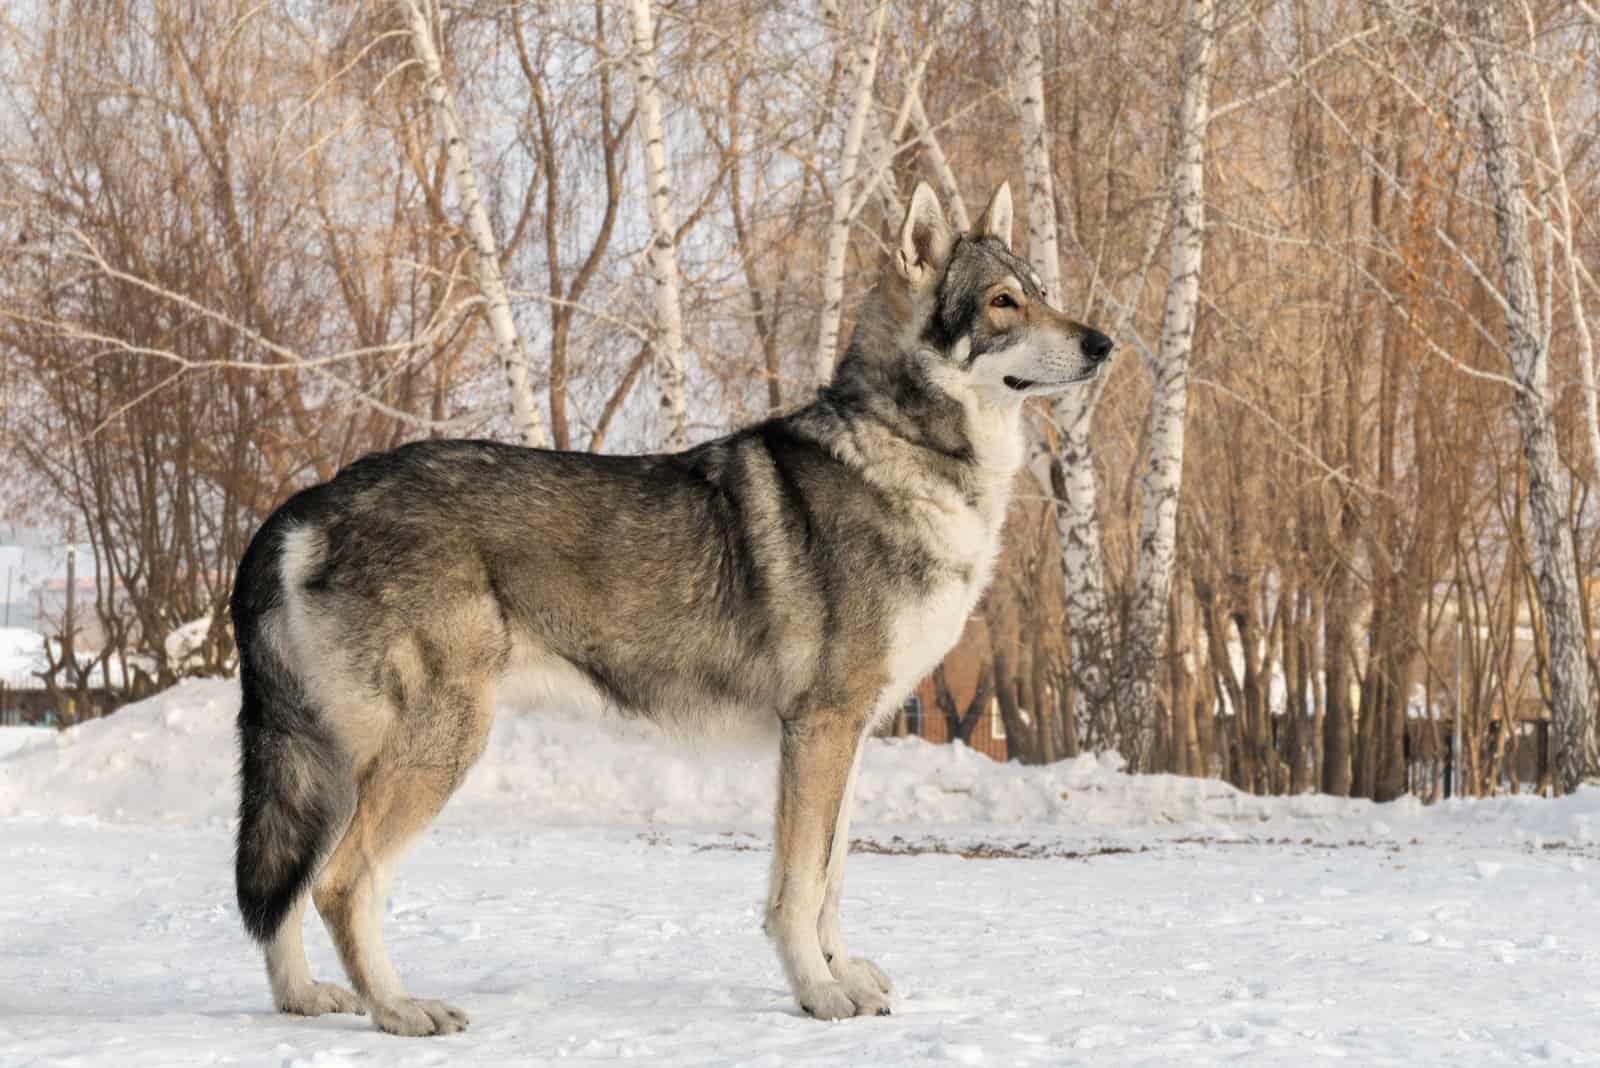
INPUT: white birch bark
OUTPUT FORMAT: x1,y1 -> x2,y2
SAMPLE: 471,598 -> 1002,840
1523,11 -> 1600,485
1464,3 -> 1598,791
851,26 -> 950,230
859,119 -> 905,224
400,0 -> 545,447
624,0 -> 688,449
1019,0 -> 1115,738
1051,392 -> 1116,739
909,91 -> 970,231
1117,0 -> 1216,769
813,0 -> 889,385
1018,0 -> 1063,298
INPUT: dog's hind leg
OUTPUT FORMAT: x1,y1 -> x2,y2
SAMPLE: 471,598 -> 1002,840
816,726 -> 893,1005
765,710 -> 888,1020
314,676 -> 496,1037
266,886 -> 364,1016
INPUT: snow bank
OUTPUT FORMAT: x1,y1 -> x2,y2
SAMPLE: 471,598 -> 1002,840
2,678 -> 1596,844
0,678 -> 241,822
0,626 -> 48,689
163,614 -> 215,669
0,623 -> 143,689
0,726 -> 53,758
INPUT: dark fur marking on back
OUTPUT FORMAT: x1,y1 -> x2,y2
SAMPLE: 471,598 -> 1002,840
759,424 -> 821,552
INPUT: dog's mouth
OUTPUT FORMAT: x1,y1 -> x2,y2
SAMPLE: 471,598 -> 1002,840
1004,366 -> 1100,392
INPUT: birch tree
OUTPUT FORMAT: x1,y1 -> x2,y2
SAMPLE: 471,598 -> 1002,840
1519,3 -> 1600,486
1018,0 -> 1064,297
1019,0 -> 1118,740
1460,1 -> 1597,791
813,0 -> 888,385
1116,0 -> 1216,768
624,0 -> 688,448
910,91 -> 970,231
400,0 -> 546,447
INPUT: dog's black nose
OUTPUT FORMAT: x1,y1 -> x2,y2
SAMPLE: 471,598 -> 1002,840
1081,330 -> 1114,362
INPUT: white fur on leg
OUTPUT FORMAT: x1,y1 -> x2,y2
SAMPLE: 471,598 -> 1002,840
354,861 -> 470,1037
770,865 -> 888,1018
266,892 -> 363,1016
816,733 -> 893,1008
816,736 -> 862,964
831,957 -> 893,1003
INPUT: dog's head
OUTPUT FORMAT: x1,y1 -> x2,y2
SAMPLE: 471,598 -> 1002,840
893,182 -> 1112,399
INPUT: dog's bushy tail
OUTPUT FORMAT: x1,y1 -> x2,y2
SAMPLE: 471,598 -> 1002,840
232,521 -> 353,944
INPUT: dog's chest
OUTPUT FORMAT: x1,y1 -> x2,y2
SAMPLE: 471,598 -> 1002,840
868,389 -> 1023,718
878,507 -> 1007,716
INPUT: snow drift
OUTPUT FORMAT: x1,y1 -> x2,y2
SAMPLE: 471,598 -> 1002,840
1,678 -> 1595,845
5,680 -> 1599,1066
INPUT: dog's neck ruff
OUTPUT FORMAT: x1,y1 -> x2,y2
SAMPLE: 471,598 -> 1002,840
815,344 -> 1025,547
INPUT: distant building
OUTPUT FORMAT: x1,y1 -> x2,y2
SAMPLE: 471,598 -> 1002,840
904,625 -> 1010,762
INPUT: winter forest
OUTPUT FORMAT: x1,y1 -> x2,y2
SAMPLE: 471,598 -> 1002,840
3,0 -> 1600,803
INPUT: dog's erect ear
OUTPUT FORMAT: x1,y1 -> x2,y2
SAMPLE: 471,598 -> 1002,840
896,182 -> 953,288
973,182 -> 1014,251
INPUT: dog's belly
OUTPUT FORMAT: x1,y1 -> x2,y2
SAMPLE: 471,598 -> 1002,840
497,639 -> 611,715
494,635 -> 777,736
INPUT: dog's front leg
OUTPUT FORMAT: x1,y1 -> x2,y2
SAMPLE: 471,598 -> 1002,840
816,726 -> 893,1006
765,713 -> 889,1019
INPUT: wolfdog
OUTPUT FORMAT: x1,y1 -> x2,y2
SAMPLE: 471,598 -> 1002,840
231,181 -> 1112,1034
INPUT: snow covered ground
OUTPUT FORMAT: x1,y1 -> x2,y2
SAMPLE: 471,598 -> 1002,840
2,681 -> 1598,1066
0,725 -> 51,759
0,626 -> 50,691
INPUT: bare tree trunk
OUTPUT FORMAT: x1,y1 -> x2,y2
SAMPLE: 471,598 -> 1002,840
932,662 -> 993,746
909,91 -> 970,231
1287,589 -> 1312,793
1115,0 -> 1215,769
1523,14 -> 1600,486
1018,0 -> 1063,294
61,541 -> 78,724
400,0 -> 545,447
1322,573 -> 1353,795
992,650 -> 1030,763
1021,0 -> 1116,745
1057,666 -> 1081,757
1168,594 -> 1200,774
858,118 -> 905,229
1032,634 -> 1058,763
813,0 -> 888,385
1378,643 -> 1415,803
1463,3 -> 1598,792
983,602 -> 1034,762
624,0 -> 688,448
1282,587 -> 1301,790
1049,447 -> 1115,736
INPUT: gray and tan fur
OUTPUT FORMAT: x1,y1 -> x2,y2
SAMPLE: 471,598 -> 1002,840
231,181 -> 1113,1034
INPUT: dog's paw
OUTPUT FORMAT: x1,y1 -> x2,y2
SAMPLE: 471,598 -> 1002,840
798,979 -> 891,1020
276,981 -> 364,1017
832,956 -> 893,999
370,997 -> 469,1036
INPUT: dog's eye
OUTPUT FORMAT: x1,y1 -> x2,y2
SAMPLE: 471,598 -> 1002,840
991,294 -> 1017,309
